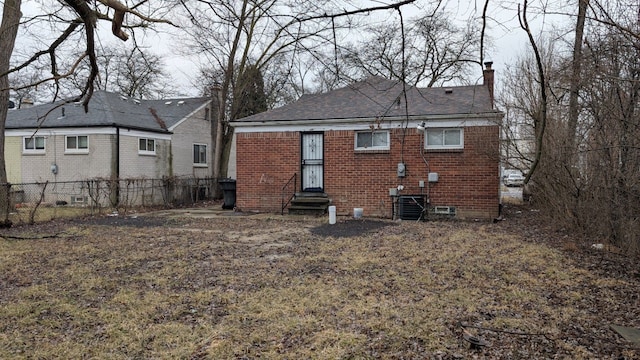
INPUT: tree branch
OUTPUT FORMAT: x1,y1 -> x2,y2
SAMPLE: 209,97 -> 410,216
296,0 -> 415,23
11,53 -> 88,92
96,0 -> 177,41
0,21 -> 81,80
480,0 -> 490,65
518,0 -> 547,184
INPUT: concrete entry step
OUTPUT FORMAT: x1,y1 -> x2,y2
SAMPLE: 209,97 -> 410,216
289,192 -> 330,215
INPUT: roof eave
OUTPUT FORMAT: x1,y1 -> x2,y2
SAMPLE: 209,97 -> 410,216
167,100 -> 212,132
231,111 -> 503,128
6,123 -> 173,134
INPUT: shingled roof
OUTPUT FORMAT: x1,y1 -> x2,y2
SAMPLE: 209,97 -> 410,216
232,77 -> 497,124
6,91 -> 210,133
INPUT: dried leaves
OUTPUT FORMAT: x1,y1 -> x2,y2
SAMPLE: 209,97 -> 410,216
0,208 -> 638,358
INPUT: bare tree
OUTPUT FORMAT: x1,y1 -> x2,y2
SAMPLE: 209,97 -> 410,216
0,0 -> 22,226
54,45 -> 175,100
497,0 -> 640,254
94,46 -> 176,99
6,0 -> 176,106
182,0 -> 348,181
231,64 -> 267,120
8,70 -> 42,107
339,8 -> 481,87
498,36 -> 568,173
578,20 -> 640,253
180,0 -> 417,184
517,0 -> 549,185
565,0 -> 589,159
0,0 -> 178,225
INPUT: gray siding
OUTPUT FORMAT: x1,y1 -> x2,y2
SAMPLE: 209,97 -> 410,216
171,107 -> 212,178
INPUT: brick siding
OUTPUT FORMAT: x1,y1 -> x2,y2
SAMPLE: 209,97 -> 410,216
236,132 -> 300,212
236,125 -> 500,219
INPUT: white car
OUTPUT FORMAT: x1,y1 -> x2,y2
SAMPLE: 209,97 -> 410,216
504,173 -> 525,187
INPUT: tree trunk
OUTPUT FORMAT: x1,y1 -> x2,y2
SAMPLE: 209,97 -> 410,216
212,84 -> 225,184
566,0 -> 589,159
0,0 -> 22,227
519,0 -> 547,184
212,0 -> 248,188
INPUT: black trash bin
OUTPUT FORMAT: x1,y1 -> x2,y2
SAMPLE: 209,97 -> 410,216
218,178 -> 236,209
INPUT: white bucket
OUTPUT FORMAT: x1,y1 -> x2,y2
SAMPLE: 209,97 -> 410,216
328,205 -> 337,224
353,208 -> 363,219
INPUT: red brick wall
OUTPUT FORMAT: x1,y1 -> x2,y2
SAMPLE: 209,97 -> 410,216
235,125 -> 500,219
421,126 -> 501,219
235,131 -> 300,212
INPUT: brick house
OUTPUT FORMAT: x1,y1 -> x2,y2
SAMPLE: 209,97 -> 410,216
230,63 -> 503,220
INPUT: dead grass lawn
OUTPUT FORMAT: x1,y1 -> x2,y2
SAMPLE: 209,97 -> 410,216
1,207 -> 639,359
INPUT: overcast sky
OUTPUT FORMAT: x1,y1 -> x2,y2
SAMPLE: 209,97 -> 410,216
13,0 -> 573,98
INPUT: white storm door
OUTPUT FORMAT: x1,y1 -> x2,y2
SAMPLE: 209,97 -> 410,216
301,133 -> 324,192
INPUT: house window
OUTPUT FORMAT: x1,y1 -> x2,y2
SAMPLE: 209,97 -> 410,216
355,130 -> 390,150
139,138 -> 156,155
193,144 -> 207,166
65,135 -> 88,153
23,136 -> 45,153
425,128 -> 463,150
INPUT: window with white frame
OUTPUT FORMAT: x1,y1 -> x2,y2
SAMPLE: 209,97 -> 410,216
355,130 -> 390,150
425,128 -> 463,150
193,144 -> 207,166
23,136 -> 45,153
139,138 -> 156,155
65,135 -> 89,153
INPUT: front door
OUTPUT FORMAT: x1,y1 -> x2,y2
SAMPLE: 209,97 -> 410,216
301,132 -> 323,192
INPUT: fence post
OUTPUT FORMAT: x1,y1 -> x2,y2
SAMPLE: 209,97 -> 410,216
0,183 -> 12,227
163,176 -> 176,206
28,181 -> 48,224
109,178 -> 120,208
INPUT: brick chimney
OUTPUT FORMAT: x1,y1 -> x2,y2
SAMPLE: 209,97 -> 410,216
483,61 -> 495,108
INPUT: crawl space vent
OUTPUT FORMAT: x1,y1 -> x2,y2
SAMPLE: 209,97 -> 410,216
398,195 -> 425,220
431,206 -> 456,216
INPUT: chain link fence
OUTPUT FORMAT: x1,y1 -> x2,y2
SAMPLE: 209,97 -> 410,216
0,177 -> 219,226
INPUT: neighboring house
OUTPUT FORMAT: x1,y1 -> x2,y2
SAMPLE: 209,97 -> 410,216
5,90 -> 213,185
231,63 -> 504,220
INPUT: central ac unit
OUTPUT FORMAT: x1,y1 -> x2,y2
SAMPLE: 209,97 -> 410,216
398,195 -> 426,220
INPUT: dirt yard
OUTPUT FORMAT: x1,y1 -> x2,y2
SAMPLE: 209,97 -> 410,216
1,205 -> 639,359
